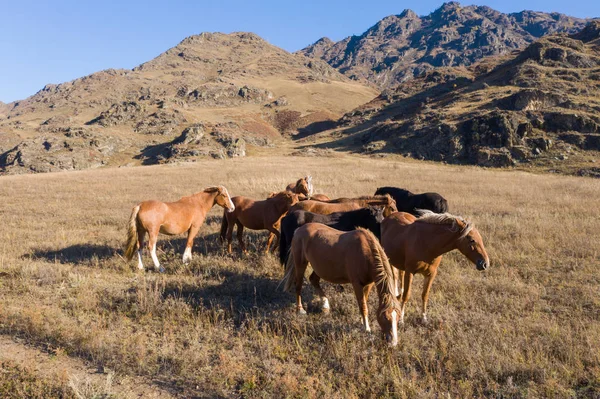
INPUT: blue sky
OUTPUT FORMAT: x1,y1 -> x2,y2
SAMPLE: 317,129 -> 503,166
1,0 -> 598,103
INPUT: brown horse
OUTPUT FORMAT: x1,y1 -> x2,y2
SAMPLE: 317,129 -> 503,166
381,210 -> 490,324
286,176 -> 313,198
310,193 -> 331,201
125,186 -> 235,272
220,191 -> 299,253
282,224 -> 400,346
290,195 -> 397,216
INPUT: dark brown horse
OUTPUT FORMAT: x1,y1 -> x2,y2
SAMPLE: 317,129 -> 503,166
220,191 -> 299,253
282,224 -> 400,345
125,186 -> 235,272
290,195 -> 397,216
381,210 -> 490,324
374,187 -> 448,215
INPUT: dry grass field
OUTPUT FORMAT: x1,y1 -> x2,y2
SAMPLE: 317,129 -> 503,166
0,155 -> 599,398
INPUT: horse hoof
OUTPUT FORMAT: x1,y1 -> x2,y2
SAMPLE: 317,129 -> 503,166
297,309 -> 307,315
159,267 -> 165,273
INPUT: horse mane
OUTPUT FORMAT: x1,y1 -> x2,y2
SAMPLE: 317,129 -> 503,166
415,209 -> 473,239
203,186 -> 222,193
356,228 -> 399,314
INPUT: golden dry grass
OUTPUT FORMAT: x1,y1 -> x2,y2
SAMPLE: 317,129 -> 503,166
0,155 -> 599,398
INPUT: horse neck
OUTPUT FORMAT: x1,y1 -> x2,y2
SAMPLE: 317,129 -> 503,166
192,191 -> 218,210
272,197 -> 291,213
418,222 -> 461,257
367,235 -> 397,313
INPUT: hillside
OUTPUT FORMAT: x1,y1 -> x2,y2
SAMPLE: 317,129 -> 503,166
300,2 -> 587,88
0,32 -> 377,175
302,21 -> 600,177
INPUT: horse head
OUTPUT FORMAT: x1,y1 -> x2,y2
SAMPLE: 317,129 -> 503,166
295,176 -> 313,198
215,186 -> 235,213
377,305 -> 399,347
383,195 -> 398,217
455,221 -> 489,271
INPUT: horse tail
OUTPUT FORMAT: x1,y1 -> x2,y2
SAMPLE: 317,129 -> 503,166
359,228 -> 397,308
281,242 -> 297,292
124,205 -> 141,261
219,208 -> 228,242
279,226 -> 289,266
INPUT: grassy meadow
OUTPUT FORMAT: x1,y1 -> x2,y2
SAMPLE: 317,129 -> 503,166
0,155 -> 599,398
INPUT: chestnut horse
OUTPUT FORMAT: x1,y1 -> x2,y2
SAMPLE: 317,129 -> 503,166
289,195 -> 397,216
310,193 -> 331,201
219,191 -> 299,253
381,210 -> 490,324
125,186 -> 235,272
286,176 -> 313,198
282,224 -> 400,346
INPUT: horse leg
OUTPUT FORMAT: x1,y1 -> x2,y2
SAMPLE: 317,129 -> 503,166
421,269 -> 438,324
352,283 -> 370,332
294,255 -> 309,315
183,225 -> 201,264
398,269 -> 405,299
308,272 -> 329,312
136,226 -> 146,270
236,221 -> 247,254
226,215 -> 235,253
265,227 -> 280,254
148,230 -> 164,273
400,272 -> 414,324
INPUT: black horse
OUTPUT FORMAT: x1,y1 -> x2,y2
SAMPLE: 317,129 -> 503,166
374,186 -> 448,215
279,206 -> 385,265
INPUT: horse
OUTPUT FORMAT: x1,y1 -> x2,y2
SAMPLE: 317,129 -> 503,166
125,186 -> 235,272
278,206 -> 385,266
289,195 -> 397,216
219,191 -> 299,253
374,187 -> 448,215
380,210 -> 489,324
286,176 -> 313,198
310,193 -> 331,201
282,224 -> 400,346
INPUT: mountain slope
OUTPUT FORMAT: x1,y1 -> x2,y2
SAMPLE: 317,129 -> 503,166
307,21 -> 600,177
0,32 -> 377,174
300,2 -> 588,88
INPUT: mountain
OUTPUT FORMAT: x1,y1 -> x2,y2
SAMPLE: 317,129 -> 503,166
309,21 -> 600,177
0,32 -> 377,174
300,2 -> 588,88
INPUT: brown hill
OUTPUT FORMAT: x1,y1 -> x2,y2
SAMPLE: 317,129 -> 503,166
0,32 -> 377,174
300,2 -> 588,88
305,21 -> 600,177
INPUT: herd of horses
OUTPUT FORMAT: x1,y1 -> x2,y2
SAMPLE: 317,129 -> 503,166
124,176 -> 490,346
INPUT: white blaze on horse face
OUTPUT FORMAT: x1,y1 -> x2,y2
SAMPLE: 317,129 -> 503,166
224,188 -> 235,212
307,176 -> 314,196
182,247 -> 192,264
391,310 -> 398,346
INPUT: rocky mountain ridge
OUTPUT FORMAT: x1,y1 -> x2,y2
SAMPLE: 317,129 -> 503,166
0,32 -> 376,174
300,2 -> 588,88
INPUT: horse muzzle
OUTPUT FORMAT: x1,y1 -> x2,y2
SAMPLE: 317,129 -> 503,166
227,205 -> 235,213
476,259 -> 488,271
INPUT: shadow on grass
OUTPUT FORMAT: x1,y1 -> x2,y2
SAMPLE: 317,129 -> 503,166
27,243 -> 118,265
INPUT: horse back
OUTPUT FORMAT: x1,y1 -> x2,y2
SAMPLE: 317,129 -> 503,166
417,193 -> 449,214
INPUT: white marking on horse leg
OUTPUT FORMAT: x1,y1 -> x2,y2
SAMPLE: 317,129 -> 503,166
400,306 -> 405,324
322,297 -> 330,310
422,313 -> 428,324
391,310 -> 398,346
151,243 -> 163,273
137,249 -> 144,270
363,315 -> 371,332
182,247 -> 192,264
297,304 -> 307,315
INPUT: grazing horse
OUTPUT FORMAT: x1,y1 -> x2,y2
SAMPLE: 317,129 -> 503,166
125,186 -> 235,272
220,191 -> 299,253
278,206 -> 385,266
381,210 -> 490,324
282,224 -> 400,346
374,187 -> 448,215
290,195 -> 397,216
286,176 -> 313,198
